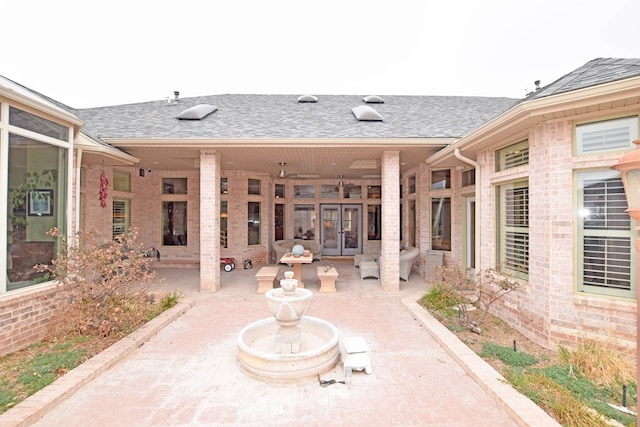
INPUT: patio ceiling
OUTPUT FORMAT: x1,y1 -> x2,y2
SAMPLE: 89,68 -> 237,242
94,139 -> 454,180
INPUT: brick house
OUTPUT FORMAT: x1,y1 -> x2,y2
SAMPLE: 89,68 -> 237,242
1,58 -> 638,356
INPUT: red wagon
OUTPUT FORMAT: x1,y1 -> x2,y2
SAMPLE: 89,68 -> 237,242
220,257 -> 236,272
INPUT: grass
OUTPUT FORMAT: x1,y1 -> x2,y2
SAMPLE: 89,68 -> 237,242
0,337 -> 90,412
480,342 -> 539,367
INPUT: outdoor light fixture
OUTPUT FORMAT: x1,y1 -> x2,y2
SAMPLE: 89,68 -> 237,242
338,175 -> 344,187
277,162 -> 287,178
611,138 -> 640,403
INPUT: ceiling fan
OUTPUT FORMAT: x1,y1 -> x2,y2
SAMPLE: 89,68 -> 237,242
276,162 -> 319,179
277,162 -> 287,178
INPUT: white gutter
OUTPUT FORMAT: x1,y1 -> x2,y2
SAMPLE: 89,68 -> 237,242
75,148 -> 83,234
454,148 -> 481,272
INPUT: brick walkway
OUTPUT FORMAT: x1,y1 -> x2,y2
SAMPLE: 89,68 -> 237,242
4,260 -> 558,426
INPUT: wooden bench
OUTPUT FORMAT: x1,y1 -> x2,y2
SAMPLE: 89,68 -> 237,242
317,266 -> 339,293
255,266 -> 280,293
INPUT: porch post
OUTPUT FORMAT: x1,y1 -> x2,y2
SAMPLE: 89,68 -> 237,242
200,150 -> 221,292
381,151 -> 400,291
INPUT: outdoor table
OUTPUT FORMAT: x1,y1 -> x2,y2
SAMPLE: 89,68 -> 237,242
279,253 -> 313,288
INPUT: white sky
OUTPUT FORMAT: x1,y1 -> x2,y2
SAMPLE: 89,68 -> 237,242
3,0 -> 639,108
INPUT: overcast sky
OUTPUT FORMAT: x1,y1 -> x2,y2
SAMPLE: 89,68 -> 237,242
3,0 -> 639,108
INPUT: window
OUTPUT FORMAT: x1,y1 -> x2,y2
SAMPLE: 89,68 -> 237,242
294,185 -> 315,198
408,175 -> 416,194
321,185 -> 339,198
408,200 -> 416,247
367,205 -> 381,240
576,116 -> 638,155
220,201 -> 228,248
294,205 -> 315,240
344,184 -> 361,199
163,201 -> 187,246
113,171 -> 131,192
162,178 -> 187,194
498,181 -> 529,276
275,183 -> 285,199
7,134 -> 68,290
367,185 -> 381,199
431,197 -> 451,250
248,202 -> 261,245
497,141 -> 529,171
461,169 -> 475,187
577,171 -> 635,297
9,107 -> 69,141
274,204 -> 284,241
221,178 -> 228,195
112,200 -> 130,238
248,179 -> 261,195
431,170 -> 451,189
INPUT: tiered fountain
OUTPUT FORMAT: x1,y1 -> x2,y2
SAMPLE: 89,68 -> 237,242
237,271 -> 340,381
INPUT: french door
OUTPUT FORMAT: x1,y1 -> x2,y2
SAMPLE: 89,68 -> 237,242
320,204 -> 362,256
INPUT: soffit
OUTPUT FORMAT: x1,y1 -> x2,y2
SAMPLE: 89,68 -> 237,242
99,139 -> 452,178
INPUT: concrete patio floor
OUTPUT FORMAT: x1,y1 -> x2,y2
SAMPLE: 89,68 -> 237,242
7,259 -> 558,426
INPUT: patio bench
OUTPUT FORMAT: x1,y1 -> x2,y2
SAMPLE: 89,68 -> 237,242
255,266 -> 280,293
316,266 -> 339,293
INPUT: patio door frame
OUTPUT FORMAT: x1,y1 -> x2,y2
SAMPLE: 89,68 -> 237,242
320,204 -> 362,256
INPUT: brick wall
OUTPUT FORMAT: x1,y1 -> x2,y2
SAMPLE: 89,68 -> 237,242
477,118 -> 637,350
0,284 -> 70,357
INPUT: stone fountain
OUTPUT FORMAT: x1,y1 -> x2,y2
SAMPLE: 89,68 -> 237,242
237,271 -> 340,381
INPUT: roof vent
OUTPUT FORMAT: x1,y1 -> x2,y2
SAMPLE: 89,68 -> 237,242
298,94 -> 318,103
352,105 -> 383,121
362,95 -> 384,104
176,104 -> 218,120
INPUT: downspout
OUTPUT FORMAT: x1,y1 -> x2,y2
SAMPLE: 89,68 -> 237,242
454,148 -> 481,272
75,148 -> 83,234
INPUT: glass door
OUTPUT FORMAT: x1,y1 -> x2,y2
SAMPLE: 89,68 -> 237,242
321,204 -> 362,256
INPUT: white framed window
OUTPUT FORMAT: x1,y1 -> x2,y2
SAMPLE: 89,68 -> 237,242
431,197 -> 451,250
577,170 -> 635,298
497,180 -> 529,277
112,199 -> 130,239
576,116 -> 638,155
497,140 -> 529,171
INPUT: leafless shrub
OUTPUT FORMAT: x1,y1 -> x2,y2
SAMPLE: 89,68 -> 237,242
40,227 -> 158,338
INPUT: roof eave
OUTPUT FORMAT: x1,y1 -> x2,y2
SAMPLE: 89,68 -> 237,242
0,86 -> 83,127
76,133 -> 140,165
428,76 -> 640,167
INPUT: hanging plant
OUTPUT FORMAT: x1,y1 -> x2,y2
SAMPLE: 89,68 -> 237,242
99,171 -> 109,208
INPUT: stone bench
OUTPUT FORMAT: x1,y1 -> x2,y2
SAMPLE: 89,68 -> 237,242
255,266 -> 280,293
317,266 -> 339,293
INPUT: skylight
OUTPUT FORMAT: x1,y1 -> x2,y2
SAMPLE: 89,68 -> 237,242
298,94 -> 318,103
176,104 -> 218,120
352,105 -> 383,121
362,95 -> 384,104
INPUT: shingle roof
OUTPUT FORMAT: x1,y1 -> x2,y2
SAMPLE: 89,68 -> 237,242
525,58 -> 640,101
76,94 -> 518,140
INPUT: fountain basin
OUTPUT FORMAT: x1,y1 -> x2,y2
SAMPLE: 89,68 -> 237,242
237,316 -> 340,381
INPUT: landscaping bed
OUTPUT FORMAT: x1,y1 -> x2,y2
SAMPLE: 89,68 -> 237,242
421,296 -> 637,426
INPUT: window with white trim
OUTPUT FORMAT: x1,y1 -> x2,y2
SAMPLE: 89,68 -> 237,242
497,140 -> 529,171
112,199 -> 130,239
498,180 -> 529,277
576,116 -> 638,155
577,170 -> 635,298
